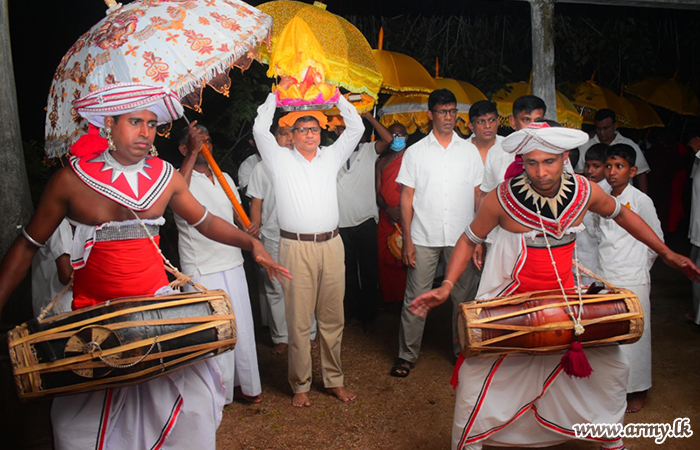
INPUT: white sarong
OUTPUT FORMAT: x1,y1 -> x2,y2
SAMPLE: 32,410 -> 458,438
452,227 -> 627,450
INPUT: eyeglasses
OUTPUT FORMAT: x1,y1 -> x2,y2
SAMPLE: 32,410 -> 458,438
392,133 -> 408,138
431,108 -> 459,118
293,126 -> 321,135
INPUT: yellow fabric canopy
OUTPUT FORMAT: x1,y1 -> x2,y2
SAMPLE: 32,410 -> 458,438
620,95 -> 664,129
625,77 -> 699,116
373,50 -> 437,95
572,81 -> 632,128
378,77 -> 487,135
259,1 -> 382,99
492,82 -> 583,130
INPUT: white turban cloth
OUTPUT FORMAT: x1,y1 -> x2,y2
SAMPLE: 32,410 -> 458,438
502,122 -> 589,155
73,83 -> 184,128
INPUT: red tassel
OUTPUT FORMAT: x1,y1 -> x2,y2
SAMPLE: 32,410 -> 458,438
70,124 -> 108,159
451,353 -> 465,389
504,155 -> 524,180
561,341 -> 593,378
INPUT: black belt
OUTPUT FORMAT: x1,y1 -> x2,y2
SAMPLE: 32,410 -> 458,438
279,228 -> 339,242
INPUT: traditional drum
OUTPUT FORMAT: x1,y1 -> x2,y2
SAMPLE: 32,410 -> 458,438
8,289 -> 236,400
457,287 -> 643,357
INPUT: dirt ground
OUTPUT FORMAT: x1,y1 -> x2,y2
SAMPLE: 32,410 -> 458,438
2,238 -> 699,449
217,238 -> 700,450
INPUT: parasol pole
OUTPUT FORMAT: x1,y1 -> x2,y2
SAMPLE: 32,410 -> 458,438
182,117 -> 251,228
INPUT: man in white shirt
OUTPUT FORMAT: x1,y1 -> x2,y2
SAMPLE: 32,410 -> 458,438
574,108 -> 650,193
466,100 -> 502,165
688,136 -> 700,324
335,112 -> 393,333
252,76 -> 363,407
390,89 -> 484,377
31,218 -> 73,316
248,121 -> 318,354
480,95 -> 546,195
174,124 -> 263,404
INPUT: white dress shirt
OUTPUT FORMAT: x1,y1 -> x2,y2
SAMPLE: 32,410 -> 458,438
174,170 -> 244,275
396,131 -> 484,247
247,162 -> 280,241
597,184 -> 662,285
337,142 -> 380,228
575,132 -> 650,174
238,153 -> 262,189
252,93 -> 364,233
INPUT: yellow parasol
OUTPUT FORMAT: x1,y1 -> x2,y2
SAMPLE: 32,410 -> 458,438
378,77 -> 487,135
492,81 -> 583,129
372,28 -> 436,95
258,1 -> 382,100
625,76 -> 699,116
620,95 -> 664,129
572,79 -> 632,128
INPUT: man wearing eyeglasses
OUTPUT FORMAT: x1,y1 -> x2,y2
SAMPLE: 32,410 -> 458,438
390,89 -> 484,378
252,76 -> 364,407
334,112 -> 393,335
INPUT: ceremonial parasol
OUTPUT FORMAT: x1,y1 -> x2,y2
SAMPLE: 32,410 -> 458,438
620,95 -> 664,129
258,0 -> 382,104
378,77 -> 486,135
45,0 -> 272,227
492,81 -> 583,130
572,79 -> 632,128
625,76 -> 699,117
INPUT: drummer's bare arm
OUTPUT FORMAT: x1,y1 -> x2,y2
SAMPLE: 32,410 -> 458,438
588,183 -> 700,282
169,173 -> 290,281
0,171 -> 71,315
409,192 -> 500,317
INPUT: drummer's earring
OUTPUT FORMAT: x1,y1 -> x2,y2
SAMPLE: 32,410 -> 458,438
150,145 -> 158,157
106,128 -> 116,152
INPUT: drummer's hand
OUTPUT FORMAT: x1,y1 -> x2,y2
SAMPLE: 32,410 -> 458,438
402,239 -> 416,268
245,221 -> 261,239
663,251 -> 700,282
409,284 -> 451,317
472,244 -> 485,271
253,241 -> 291,283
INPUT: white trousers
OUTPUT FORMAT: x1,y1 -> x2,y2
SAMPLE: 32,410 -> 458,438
52,360 -> 225,450
620,283 -> 652,393
188,265 -> 262,401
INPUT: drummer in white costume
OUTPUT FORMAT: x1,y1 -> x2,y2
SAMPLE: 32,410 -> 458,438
410,120 -> 700,450
0,83 -> 289,449
175,124 -> 263,404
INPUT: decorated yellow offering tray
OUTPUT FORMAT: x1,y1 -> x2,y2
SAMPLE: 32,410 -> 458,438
274,67 -> 340,111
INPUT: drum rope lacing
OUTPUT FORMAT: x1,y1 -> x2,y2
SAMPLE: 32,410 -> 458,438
85,336 -> 165,371
533,201 -> 586,336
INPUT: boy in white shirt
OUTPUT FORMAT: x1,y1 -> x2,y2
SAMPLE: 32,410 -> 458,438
577,143 -> 609,285
597,143 -> 663,413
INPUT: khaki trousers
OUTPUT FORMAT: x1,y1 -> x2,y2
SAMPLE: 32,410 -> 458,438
279,235 -> 345,393
398,245 -> 480,363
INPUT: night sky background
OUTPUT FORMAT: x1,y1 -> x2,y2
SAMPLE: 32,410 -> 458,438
7,0 -> 700,145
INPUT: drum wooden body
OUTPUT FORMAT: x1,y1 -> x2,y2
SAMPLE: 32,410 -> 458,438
458,288 -> 643,357
8,290 -> 236,400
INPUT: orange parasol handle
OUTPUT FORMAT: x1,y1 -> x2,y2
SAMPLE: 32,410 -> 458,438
199,143 -> 251,228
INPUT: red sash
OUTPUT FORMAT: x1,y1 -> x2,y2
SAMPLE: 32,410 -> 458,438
72,236 -> 168,309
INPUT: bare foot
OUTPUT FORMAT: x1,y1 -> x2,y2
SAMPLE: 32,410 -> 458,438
626,390 -> 647,413
292,392 -> 311,407
234,386 -> 263,403
327,386 -> 356,403
271,343 -> 288,355
310,339 -> 318,349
